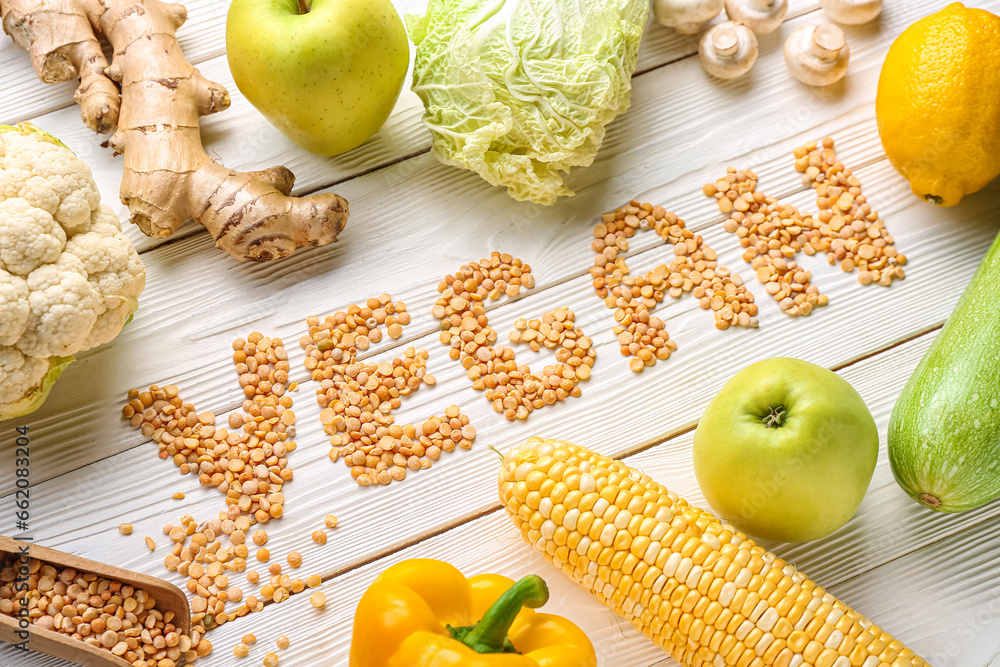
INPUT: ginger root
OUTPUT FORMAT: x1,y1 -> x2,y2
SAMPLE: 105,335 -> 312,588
1,0 -> 119,133
1,0 -> 348,262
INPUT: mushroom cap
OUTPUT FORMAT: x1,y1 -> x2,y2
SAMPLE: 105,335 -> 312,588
821,0 -> 883,25
653,0 -> 725,33
784,23 -> 850,86
699,21 -> 759,79
724,0 -> 788,34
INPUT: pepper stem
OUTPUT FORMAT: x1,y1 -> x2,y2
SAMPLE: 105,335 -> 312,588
456,575 -> 549,654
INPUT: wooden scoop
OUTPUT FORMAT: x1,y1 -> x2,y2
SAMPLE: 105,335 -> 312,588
0,535 -> 191,667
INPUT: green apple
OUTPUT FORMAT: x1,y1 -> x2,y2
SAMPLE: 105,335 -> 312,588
693,357 -> 878,543
226,0 -> 409,156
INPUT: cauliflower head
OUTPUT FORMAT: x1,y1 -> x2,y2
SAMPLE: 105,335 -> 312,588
0,123 -> 146,420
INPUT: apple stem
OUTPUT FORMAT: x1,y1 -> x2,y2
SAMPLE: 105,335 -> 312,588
762,405 -> 786,428
297,0 -> 309,13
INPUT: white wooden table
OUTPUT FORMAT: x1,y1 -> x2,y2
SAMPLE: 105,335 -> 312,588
2,1 -> 999,665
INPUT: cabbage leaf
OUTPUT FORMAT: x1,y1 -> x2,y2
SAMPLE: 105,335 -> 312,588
406,0 -> 649,205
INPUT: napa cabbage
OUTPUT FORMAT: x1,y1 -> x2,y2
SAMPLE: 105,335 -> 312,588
406,0 -> 649,205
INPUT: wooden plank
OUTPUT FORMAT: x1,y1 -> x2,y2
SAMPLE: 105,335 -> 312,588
0,0 -> 824,127
1,155 -> 997,596
618,331 -> 1000,593
6,508 -> 999,666
3,3 -> 967,488
634,0 -> 824,75
0,0 -> 947,456
822,514 -> 1000,667
0,0 -> 229,124
1,95 -> 994,493
6,0 -> 905,259
9,329 -> 995,667
4,2 -> 1000,664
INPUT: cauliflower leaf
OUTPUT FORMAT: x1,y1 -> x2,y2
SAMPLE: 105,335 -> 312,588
0,353 -> 74,421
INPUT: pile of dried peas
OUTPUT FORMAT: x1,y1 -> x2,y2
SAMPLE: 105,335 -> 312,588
796,138 -> 906,285
122,333 -> 296,524
434,252 -> 594,419
705,138 -> 905,316
592,202 -> 757,372
160,513 -> 253,631
0,554 -> 211,666
120,334 -> 339,652
508,307 -> 596,381
299,294 -> 476,487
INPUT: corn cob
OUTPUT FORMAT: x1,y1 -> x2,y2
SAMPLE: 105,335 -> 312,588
498,437 -> 929,667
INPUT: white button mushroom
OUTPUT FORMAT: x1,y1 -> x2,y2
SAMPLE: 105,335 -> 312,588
724,0 -> 788,35
784,23 -> 850,86
699,22 -> 759,79
820,0 -> 882,25
653,0 -> 725,35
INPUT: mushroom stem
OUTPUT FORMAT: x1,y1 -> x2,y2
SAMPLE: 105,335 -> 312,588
809,23 -> 847,60
713,27 -> 740,57
699,21 -> 758,79
784,23 -> 850,86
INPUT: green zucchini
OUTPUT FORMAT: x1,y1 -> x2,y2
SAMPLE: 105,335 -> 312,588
889,230 -> 1000,513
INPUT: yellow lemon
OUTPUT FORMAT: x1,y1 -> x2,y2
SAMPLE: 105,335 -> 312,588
876,2 -> 1000,207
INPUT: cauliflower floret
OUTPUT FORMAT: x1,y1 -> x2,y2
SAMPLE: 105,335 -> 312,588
0,131 -> 100,233
88,202 -> 123,233
18,254 -> 101,358
0,269 -> 30,346
0,123 -> 145,420
0,197 -> 67,275
0,144 -> 32,201
65,204 -> 146,349
0,347 -> 50,404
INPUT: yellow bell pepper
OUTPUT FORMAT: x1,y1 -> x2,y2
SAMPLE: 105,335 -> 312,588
349,559 -> 597,667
